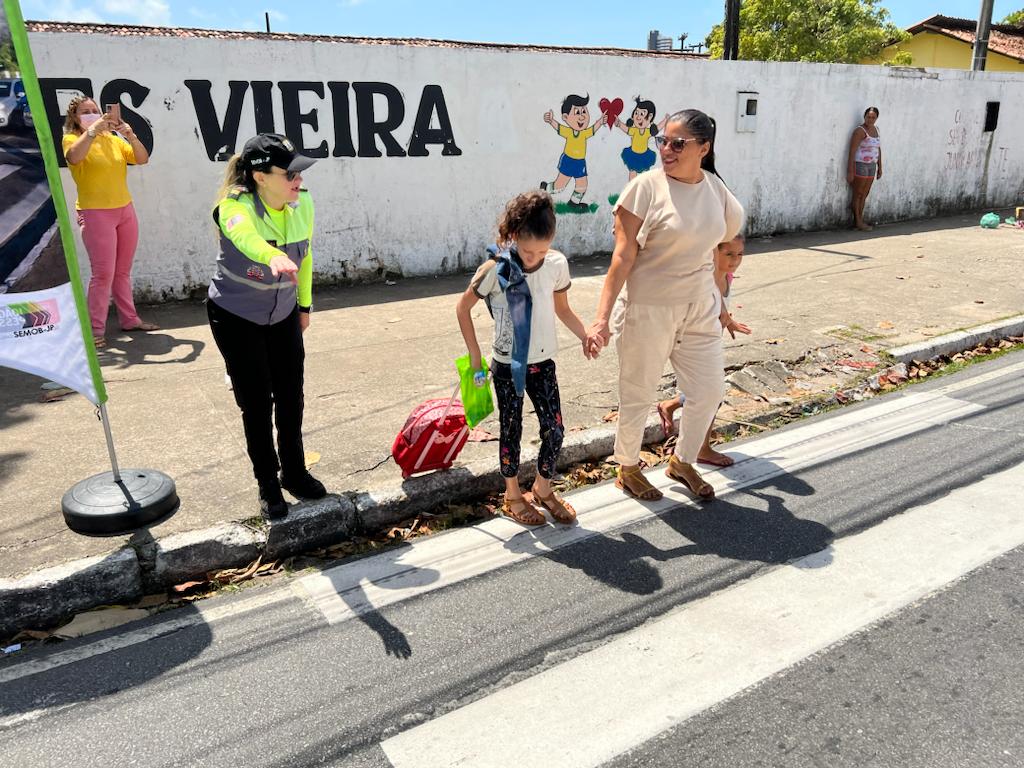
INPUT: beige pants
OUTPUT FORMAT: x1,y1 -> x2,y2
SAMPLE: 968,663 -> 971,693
612,291 -> 725,465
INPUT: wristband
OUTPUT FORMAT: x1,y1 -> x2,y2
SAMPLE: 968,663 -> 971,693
298,305 -> 311,314
87,127 -> 97,138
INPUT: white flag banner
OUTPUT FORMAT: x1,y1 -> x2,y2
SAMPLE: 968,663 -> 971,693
0,282 -> 98,403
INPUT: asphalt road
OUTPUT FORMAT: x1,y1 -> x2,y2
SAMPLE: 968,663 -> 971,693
1,352 -> 1022,768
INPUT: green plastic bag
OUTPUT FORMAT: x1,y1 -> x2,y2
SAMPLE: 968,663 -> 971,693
455,354 -> 495,428
980,212 -> 1000,229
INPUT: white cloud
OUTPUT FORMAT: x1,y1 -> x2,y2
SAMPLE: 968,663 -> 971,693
98,0 -> 171,26
29,0 -> 105,23
25,0 -> 170,26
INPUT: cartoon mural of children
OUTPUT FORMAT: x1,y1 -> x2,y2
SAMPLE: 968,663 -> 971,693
541,94 -> 607,211
613,97 -> 667,181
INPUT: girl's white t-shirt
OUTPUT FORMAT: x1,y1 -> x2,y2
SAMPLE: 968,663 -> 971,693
470,249 -> 572,364
614,169 -> 745,305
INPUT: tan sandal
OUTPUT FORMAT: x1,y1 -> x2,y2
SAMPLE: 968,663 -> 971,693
666,456 -> 715,500
615,465 -> 663,501
500,494 -> 546,526
123,321 -> 160,332
531,489 -> 577,524
92,336 -> 106,349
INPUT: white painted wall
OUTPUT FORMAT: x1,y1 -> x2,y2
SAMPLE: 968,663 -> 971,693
27,29 -> 1024,300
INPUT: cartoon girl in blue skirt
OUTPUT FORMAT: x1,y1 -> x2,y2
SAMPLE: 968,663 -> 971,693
613,97 -> 667,180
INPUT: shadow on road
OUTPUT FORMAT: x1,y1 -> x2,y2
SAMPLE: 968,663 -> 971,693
502,466 -> 834,596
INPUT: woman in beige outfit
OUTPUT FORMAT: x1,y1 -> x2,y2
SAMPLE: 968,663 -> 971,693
589,109 -> 744,501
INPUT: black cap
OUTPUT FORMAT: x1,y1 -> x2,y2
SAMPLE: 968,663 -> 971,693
239,133 -> 317,174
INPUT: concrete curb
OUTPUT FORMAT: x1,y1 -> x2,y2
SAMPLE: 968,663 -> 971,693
886,315 -> 1024,365
0,549 -> 141,638
4,316 -> 1021,636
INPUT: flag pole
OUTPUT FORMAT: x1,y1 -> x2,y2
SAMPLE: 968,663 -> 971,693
99,404 -> 122,482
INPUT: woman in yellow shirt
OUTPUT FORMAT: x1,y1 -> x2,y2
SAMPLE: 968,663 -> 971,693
62,95 -> 155,347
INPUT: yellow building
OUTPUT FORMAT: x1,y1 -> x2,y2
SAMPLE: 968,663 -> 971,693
870,15 -> 1024,71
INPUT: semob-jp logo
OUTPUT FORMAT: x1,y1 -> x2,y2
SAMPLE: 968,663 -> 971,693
0,298 -> 61,338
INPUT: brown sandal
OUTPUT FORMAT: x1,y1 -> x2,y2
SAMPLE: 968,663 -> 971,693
532,489 -> 577,524
666,456 -> 715,500
615,465 -> 663,501
122,321 -> 160,332
92,336 -> 106,349
500,494 -> 546,526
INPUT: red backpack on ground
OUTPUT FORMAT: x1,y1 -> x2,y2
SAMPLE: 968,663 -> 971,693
392,386 -> 470,479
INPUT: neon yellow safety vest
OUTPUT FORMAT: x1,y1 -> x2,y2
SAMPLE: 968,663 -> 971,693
208,187 -> 314,325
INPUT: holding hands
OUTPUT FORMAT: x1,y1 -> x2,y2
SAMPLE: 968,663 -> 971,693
582,317 -> 610,359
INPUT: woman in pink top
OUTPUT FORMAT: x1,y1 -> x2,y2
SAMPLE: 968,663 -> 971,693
847,106 -> 882,232
589,109 -> 744,503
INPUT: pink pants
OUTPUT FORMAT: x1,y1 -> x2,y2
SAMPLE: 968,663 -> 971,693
78,203 -> 141,335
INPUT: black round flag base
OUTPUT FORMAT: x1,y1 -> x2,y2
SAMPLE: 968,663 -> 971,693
62,470 -> 179,536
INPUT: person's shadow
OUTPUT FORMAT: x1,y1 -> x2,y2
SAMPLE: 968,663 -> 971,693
504,524 -> 692,596
324,552 -> 440,660
660,467 -> 834,566
100,332 -> 203,368
502,463 -> 834,595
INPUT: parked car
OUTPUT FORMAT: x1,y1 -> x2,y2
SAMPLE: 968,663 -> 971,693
0,78 -> 29,130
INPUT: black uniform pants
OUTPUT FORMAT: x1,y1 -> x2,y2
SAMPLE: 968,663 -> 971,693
207,300 -> 306,485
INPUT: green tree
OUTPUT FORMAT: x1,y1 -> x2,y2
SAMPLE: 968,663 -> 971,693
0,42 -> 17,74
1001,9 -> 1024,25
706,0 -> 907,63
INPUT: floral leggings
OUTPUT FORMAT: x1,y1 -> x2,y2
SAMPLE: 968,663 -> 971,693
492,359 -> 565,479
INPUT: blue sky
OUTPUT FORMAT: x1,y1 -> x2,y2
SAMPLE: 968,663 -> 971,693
19,1 -> 1024,49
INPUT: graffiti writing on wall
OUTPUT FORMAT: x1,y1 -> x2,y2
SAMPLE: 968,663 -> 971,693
36,78 -> 462,167
944,108 -> 987,172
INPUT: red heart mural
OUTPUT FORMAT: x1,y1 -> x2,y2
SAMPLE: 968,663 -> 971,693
599,97 -> 624,128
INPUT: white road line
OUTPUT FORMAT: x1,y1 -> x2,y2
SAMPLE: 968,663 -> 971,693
0,589 -> 290,685
381,461 -> 1024,768
297,389 -> 984,624
0,163 -> 19,183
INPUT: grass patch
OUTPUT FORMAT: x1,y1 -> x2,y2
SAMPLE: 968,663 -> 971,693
555,201 -> 600,215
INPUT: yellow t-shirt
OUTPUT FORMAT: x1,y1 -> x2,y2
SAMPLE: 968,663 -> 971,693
558,124 -> 594,160
628,126 -> 652,154
62,132 -> 136,210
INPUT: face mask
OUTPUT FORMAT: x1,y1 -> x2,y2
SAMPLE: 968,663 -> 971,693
79,113 -> 101,128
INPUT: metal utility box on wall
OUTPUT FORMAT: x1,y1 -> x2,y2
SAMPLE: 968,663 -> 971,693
737,92 -> 758,132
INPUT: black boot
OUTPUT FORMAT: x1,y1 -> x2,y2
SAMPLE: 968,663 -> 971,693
281,470 -> 327,500
258,479 -> 289,520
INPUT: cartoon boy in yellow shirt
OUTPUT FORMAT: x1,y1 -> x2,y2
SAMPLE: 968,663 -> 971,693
541,94 -> 607,211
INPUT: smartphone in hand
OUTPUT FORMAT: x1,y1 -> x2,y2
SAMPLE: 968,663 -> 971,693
105,103 -> 121,125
